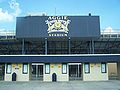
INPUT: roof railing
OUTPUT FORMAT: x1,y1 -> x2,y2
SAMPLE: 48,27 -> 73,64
101,30 -> 120,38
0,31 -> 15,39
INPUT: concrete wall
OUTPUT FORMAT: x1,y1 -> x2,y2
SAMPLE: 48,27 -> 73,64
44,63 -> 69,81
4,63 -> 109,81
5,63 -> 30,81
83,63 -> 108,81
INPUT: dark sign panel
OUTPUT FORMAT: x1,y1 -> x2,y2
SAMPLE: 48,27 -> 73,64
16,16 -> 100,38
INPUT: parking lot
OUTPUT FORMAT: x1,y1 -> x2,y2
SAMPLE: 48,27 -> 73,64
0,80 -> 120,90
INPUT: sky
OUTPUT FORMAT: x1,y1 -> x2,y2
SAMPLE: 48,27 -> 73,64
0,0 -> 120,34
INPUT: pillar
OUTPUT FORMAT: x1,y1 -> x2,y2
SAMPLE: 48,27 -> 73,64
45,38 -> 47,55
92,40 -> 94,54
22,39 -> 25,54
68,37 -> 71,54
89,40 -> 94,54
117,62 -> 120,80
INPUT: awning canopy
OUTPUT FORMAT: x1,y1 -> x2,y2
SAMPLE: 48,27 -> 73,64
0,54 -> 120,63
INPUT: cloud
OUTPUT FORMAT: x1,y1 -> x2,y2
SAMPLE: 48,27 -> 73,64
0,0 -> 21,22
103,27 -> 118,34
9,0 -> 21,16
104,27 -> 113,33
0,8 -> 13,22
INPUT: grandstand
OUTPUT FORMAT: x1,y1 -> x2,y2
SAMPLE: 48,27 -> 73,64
0,15 -> 120,81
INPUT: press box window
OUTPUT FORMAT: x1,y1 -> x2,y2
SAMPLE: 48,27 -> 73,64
62,64 -> 67,74
101,63 -> 107,73
45,64 -> 50,74
84,63 -> 90,74
23,63 -> 28,74
6,63 -> 12,74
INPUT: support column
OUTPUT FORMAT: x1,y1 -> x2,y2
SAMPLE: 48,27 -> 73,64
68,37 -> 71,54
78,64 -> 79,77
92,40 -> 94,54
89,41 -> 92,54
117,62 -> 120,80
89,40 -> 94,54
22,39 -> 25,54
36,65 -> 38,78
45,38 -> 48,55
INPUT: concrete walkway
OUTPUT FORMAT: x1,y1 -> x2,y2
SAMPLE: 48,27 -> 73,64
0,80 -> 120,90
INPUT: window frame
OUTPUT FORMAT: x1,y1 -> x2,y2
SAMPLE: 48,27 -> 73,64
6,63 -> 12,74
84,63 -> 90,74
22,63 -> 28,74
101,62 -> 107,73
45,63 -> 50,74
62,63 -> 67,74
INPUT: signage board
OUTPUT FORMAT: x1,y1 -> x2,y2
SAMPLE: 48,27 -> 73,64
16,16 -> 100,38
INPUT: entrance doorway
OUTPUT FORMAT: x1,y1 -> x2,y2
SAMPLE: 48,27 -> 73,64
31,63 -> 43,80
69,63 -> 82,80
108,63 -> 117,80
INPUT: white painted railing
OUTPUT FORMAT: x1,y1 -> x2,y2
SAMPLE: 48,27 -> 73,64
101,29 -> 120,38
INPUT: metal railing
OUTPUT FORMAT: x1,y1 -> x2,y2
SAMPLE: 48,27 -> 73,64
0,31 -> 15,39
101,29 -> 120,38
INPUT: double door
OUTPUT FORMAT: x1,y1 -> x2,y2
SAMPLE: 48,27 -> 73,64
69,63 -> 82,80
32,64 -> 43,80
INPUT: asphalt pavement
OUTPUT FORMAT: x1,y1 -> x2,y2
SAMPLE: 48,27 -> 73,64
0,80 -> 120,90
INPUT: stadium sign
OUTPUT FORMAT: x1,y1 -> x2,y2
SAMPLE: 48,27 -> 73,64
45,16 -> 71,36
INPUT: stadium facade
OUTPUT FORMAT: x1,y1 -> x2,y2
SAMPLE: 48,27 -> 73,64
0,14 -> 120,81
